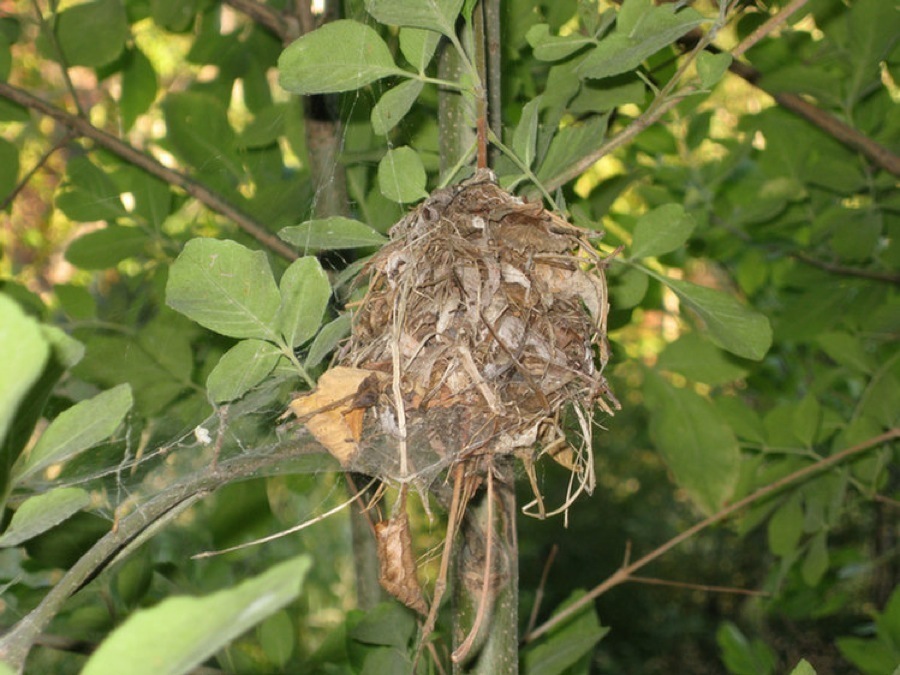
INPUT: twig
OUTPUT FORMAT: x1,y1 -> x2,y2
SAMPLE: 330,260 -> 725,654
452,467 -> 494,663
535,0 -> 814,196
0,441 -> 322,670
31,0 -> 86,118
523,427 -> 899,643
627,575 -> 770,597
191,477 -> 378,559
791,252 -> 900,285
0,81 -> 298,261
0,130 -> 75,211
731,0 -> 808,58
524,544 -> 558,637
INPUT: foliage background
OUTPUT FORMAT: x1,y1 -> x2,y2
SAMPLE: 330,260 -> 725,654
0,0 -> 898,673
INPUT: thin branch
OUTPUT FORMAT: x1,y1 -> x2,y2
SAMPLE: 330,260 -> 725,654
728,59 -> 900,176
791,251 -> 900,285
534,0 -> 820,196
0,441 -> 323,670
523,428 -> 899,643
0,81 -> 298,261
0,129 -> 75,211
731,0 -> 808,59
222,0 -> 294,44
627,575 -> 770,597
31,0 -> 86,118
524,544 -> 558,637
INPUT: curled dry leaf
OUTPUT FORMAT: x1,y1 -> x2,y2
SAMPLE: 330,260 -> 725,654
374,505 -> 428,615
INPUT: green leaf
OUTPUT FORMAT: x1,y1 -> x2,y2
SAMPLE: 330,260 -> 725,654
696,51 -> 732,89
661,277 -> 772,361
512,96 -> 541,169
378,146 -> 428,204
525,24 -> 595,61
119,47 -> 157,132
793,395 -> 821,448
837,636 -> 900,675
578,1 -> 705,79
240,105 -> 286,149
365,0 -> 464,37
206,340 -> 283,403
279,217 -> 388,251
789,659 -> 817,675
0,33 -> 10,81
277,256 -> 331,348
716,622 -> 777,675
258,611 -> 294,667
0,295 -> 49,455
372,80 -> 424,136
82,555 -> 311,675
630,204 -> 695,259
349,603 -> 417,649
0,138 -> 18,203
0,487 -> 90,547
305,314 -> 352,370
162,92 -> 241,191
65,225 -> 148,270
816,331 -> 875,374
801,530 -> 829,586
54,0 -> 128,68
13,383 -> 132,484
126,169 -> 172,229
570,78 -> 647,114
767,494 -> 803,557
537,114 -> 610,184
55,156 -> 128,222
643,372 -> 740,514
656,333 -> 748,386
523,591 -> 609,675
55,284 -> 97,320
278,20 -> 403,95
166,238 -> 281,341
399,27 -> 440,72
609,265 -> 649,309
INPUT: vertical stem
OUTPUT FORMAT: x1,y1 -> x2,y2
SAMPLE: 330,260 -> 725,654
452,460 -> 518,674
438,29 -> 477,179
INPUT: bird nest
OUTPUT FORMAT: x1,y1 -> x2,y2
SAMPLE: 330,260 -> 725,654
285,170 -> 619,629
288,169 -> 618,509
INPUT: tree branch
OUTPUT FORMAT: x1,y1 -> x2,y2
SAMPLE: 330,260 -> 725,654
222,0 -> 299,44
523,427 -> 900,643
0,440 -> 325,671
791,251 -> 900,285
0,81 -> 298,262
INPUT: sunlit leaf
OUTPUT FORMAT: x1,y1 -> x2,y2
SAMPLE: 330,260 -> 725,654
0,295 -> 48,457
378,146 -> 428,204
166,238 -> 281,341
578,0 -> 705,79
13,384 -> 132,484
661,277 -> 772,361
277,256 -> 331,348
643,372 -> 740,514
696,51 -> 732,89
630,204 -> 695,258
305,314 -> 352,370
512,96 -> 541,169
0,487 -> 90,547
279,20 -> 403,95
372,80 -> 424,135
207,339 -> 283,403
365,0 -> 464,37
54,0 -> 127,67
279,217 -> 388,251
82,556 -> 311,675
399,27 -> 440,72
65,225 -> 148,270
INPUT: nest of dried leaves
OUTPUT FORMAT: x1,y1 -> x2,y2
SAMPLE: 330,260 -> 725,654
289,169 -> 618,506
286,169 -> 619,625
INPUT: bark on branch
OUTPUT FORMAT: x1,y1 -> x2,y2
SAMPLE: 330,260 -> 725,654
0,81 -> 298,261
